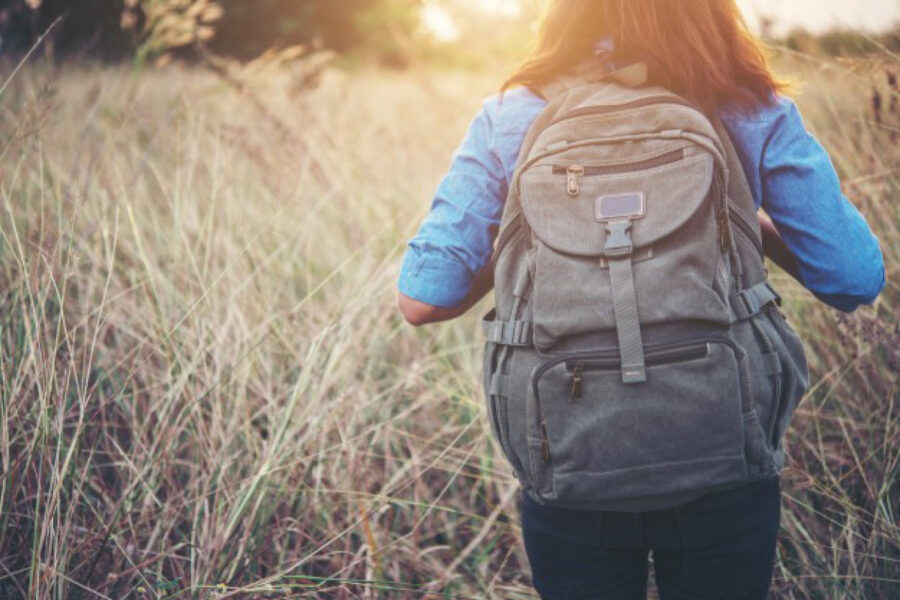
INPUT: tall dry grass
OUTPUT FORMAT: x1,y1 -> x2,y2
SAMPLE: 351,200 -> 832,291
0,52 -> 896,599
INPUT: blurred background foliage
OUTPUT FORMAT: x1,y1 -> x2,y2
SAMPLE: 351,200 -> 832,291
0,0 -> 429,64
0,0 -> 897,68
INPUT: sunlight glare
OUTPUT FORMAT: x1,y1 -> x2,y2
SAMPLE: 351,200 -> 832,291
422,2 -> 461,42
466,0 -> 522,19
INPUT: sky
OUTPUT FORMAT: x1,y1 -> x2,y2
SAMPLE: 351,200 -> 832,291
423,0 -> 900,41
736,0 -> 900,34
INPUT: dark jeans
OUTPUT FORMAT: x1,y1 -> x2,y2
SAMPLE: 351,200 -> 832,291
521,477 -> 781,600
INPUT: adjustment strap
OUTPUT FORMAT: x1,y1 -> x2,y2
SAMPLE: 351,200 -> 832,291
490,373 -> 510,397
482,318 -> 533,347
605,220 -> 646,384
731,281 -> 782,321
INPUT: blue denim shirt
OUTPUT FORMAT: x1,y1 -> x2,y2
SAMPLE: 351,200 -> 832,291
398,87 -> 885,312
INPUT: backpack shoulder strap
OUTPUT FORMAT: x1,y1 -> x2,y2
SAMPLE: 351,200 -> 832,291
712,116 -> 758,222
492,86 -> 567,257
711,116 -> 774,297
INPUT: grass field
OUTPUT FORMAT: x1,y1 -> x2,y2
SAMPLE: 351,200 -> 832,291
0,51 -> 897,599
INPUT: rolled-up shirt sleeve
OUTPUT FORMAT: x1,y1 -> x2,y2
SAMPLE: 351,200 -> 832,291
760,98 -> 886,312
398,102 -> 508,308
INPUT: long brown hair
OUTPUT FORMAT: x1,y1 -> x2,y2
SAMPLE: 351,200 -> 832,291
502,0 -> 787,114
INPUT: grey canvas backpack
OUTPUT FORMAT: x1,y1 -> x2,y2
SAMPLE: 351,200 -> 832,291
482,61 -> 809,510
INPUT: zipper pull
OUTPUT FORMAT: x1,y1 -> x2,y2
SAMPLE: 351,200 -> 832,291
566,165 -> 584,197
570,363 -> 584,402
540,423 -> 551,464
717,210 -> 730,251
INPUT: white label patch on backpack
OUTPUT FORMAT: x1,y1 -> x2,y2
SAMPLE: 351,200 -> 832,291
595,192 -> 645,222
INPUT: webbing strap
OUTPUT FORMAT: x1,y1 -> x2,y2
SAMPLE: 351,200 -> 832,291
605,220 -> 646,384
482,319 -> 533,347
609,258 -> 647,383
490,373 -> 510,396
731,281 -> 782,321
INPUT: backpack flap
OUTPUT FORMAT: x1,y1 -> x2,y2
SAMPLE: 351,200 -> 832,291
520,145 -> 714,256
519,135 -> 734,352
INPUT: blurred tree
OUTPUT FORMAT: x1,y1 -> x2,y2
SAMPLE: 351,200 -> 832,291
0,0 -> 422,63
781,23 -> 900,57
123,0 -> 223,60
209,0 -> 421,63
0,0 -> 136,60
1,0 -> 898,64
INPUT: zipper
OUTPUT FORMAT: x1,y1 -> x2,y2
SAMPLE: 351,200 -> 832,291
562,343 -> 709,404
549,96 -> 699,127
516,132 -> 698,199
552,148 -> 686,197
729,209 -> 763,257
563,342 -> 709,374
531,338 -> 737,458
513,98 -> 716,201
533,339 -> 731,394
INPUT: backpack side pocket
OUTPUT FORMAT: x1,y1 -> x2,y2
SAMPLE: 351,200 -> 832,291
758,307 -> 810,451
482,313 -> 534,482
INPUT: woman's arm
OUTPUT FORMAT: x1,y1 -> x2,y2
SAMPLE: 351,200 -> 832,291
398,266 -> 494,326
396,89 -> 546,326
396,102 -> 506,322
755,97 -> 885,311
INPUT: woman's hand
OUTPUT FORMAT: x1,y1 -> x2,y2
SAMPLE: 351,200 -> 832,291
398,266 -> 495,326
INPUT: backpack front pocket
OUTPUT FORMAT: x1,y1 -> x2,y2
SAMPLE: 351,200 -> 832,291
519,147 -> 734,349
529,338 -> 752,503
